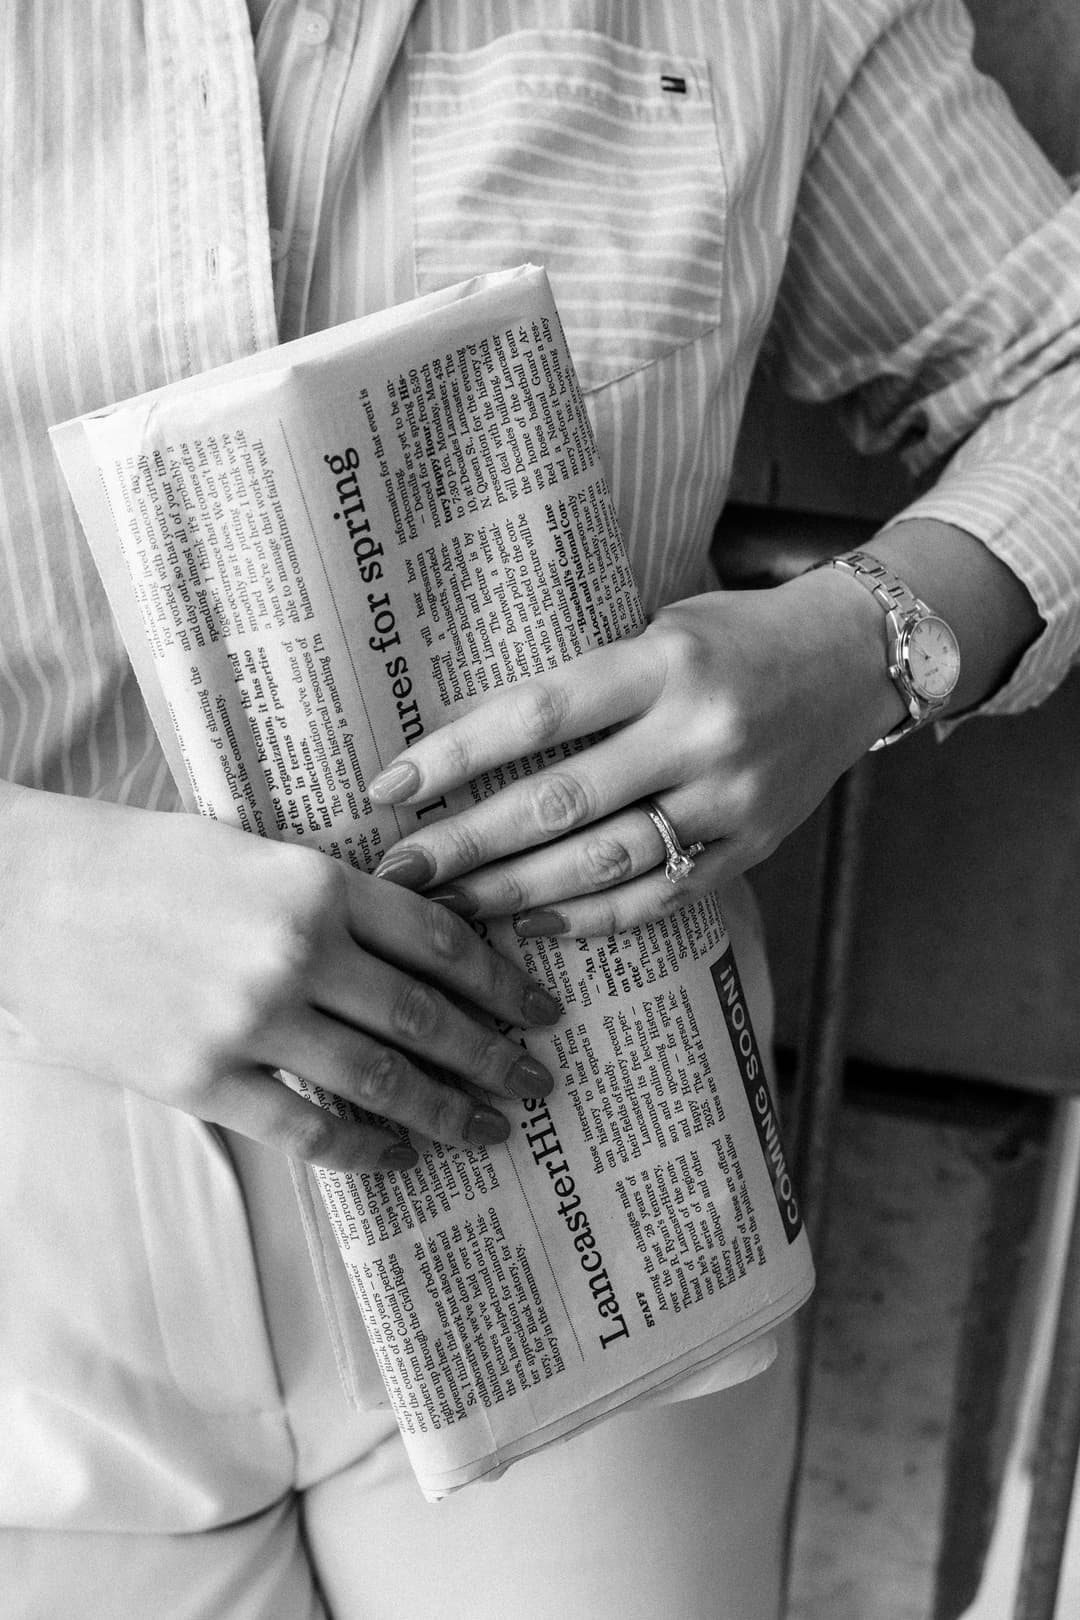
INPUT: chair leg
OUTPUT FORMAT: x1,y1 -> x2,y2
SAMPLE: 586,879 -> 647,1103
781,759 -> 873,1604
788,759 -> 873,1246
1012,1162 -> 1080,1619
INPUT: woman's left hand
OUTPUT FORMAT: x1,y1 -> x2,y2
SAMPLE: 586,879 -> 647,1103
368,575 -> 898,936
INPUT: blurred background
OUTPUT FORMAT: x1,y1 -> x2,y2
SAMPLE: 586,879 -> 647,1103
719,3 -> 1080,1615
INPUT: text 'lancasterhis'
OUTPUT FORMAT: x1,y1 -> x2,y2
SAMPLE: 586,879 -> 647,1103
521,1098 -> 631,1350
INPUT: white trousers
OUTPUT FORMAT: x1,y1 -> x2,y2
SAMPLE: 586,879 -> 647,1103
0,884 -> 796,1620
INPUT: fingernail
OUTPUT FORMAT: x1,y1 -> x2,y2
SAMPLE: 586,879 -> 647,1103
426,886 -> 477,919
378,1141 -> 419,1171
466,1105 -> 511,1146
522,985 -> 563,1025
505,1054 -> 555,1099
514,909 -> 568,939
369,760 -> 421,804
373,847 -> 435,887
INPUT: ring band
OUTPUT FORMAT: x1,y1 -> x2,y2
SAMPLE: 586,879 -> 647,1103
641,799 -> 706,884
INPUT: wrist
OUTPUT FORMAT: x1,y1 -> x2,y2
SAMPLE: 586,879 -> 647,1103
780,564 -> 910,754
863,520 -> 1040,715
816,549 -> 963,747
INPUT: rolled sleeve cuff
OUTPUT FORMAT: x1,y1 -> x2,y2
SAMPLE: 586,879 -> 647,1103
880,451 -> 1080,726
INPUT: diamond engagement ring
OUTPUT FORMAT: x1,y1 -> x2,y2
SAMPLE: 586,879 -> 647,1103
641,799 -> 706,884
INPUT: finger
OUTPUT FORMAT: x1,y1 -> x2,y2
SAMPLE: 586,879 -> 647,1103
344,873 -> 563,1028
373,722 -> 675,889
510,841 -> 741,938
368,638 -> 656,807
314,933 -> 558,1104
277,1016 -> 524,1149
423,800 -> 678,920
199,1067 -> 419,1172
389,1064 -> 512,1154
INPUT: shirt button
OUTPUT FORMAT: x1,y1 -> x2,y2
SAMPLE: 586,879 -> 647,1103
300,11 -> 331,45
268,227 -> 289,263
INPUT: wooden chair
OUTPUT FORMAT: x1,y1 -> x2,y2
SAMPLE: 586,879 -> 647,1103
713,501 -> 1080,1620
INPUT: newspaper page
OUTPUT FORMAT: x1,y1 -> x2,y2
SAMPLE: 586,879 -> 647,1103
52,264 -> 813,1499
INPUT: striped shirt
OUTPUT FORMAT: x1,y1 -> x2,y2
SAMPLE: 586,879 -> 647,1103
3,0 -> 1080,812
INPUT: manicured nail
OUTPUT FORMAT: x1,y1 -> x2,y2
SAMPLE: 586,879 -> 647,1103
505,1055 -> 555,1099
373,847 -> 435,887
514,909 -> 568,939
426,886 -> 477,919
466,1105 -> 511,1146
378,1141 -> 418,1171
522,985 -> 564,1025
369,760 -> 421,804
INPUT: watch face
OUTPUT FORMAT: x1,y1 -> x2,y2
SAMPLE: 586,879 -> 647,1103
902,615 -> 961,702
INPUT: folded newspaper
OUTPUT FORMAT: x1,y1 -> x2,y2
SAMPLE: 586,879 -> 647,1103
52,264 -> 813,1499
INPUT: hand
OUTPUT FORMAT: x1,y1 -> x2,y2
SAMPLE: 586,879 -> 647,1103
0,786 -> 562,1170
369,571 -> 899,935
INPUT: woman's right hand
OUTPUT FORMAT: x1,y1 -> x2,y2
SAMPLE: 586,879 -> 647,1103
0,783 -> 562,1172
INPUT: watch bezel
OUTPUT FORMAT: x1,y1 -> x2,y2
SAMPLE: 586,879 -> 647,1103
892,610 -> 961,713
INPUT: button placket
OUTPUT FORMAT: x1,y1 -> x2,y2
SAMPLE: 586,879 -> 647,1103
258,1 -> 359,338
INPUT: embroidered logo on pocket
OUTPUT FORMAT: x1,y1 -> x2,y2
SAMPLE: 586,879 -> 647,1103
410,31 -> 727,394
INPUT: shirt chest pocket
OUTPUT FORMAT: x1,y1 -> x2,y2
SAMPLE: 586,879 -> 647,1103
408,29 -> 728,394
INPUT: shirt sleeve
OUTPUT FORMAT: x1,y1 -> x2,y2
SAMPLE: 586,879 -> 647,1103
763,0 -> 1080,717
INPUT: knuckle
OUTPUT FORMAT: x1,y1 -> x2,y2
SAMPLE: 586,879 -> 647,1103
659,621 -> 707,681
724,771 -> 758,824
259,856 -> 342,988
584,900 -> 620,938
580,835 -> 634,888
389,977 -> 442,1044
235,957 -> 306,1040
286,1108 -> 342,1165
513,682 -> 567,750
532,771 -> 592,836
440,725 -> 477,781
264,916 -> 321,988
693,691 -> 748,762
357,1048 -> 409,1114
471,1029 -> 510,1088
443,818 -> 487,873
212,984 -> 274,1053
422,895 -> 469,961
422,902 -> 508,1007
712,710 -> 749,763
426,1084 -> 470,1145
488,867 -> 528,915
482,946 -> 524,1010
275,842 -> 343,912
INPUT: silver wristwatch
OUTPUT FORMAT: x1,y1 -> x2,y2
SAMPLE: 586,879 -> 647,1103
821,550 -> 961,749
